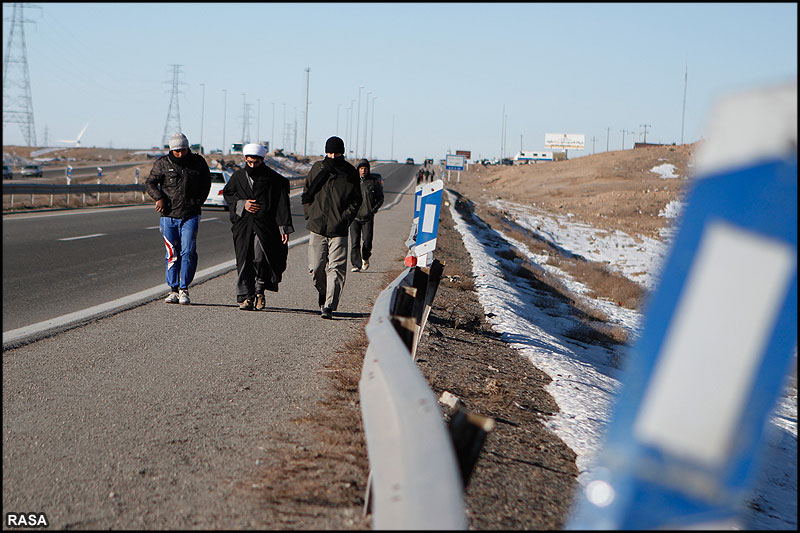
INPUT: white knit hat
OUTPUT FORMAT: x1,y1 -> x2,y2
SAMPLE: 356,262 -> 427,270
243,143 -> 267,158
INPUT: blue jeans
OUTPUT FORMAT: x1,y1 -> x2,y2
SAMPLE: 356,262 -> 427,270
160,215 -> 200,291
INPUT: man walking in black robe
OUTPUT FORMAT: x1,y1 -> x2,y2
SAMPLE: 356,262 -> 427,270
223,143 -> 294,310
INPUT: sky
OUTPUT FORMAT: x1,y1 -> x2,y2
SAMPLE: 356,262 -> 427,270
2,3 -> 797,162
444,164 -> 796,528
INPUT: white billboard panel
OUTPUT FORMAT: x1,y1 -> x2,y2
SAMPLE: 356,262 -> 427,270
445,154 -> 465,170
545,133 -> 585,150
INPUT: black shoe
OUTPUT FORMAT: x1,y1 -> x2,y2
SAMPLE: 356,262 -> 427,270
321,307 -> 333,319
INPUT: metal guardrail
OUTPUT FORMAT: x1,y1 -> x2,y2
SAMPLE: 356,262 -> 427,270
3,183 -> 145,195
3,182 -> 147,210
359,260 -> 469,530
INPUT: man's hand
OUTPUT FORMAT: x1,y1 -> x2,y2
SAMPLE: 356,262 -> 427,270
155,198 -> 166,213
245,199 -> 260,213
281,233 -> 289,245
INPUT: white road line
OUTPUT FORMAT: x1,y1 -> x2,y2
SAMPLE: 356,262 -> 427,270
58,233 -> 106,241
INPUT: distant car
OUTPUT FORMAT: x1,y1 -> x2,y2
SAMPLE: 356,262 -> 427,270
405,158 -> 414,165
2,164 -> 12,180
21,164 -> 43,177
203,169 -> 232,210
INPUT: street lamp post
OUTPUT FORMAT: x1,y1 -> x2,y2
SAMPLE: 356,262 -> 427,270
199,83 -> 205,153
222,89 -> 227,155
363,91 -> 372,159
355,85 -> 363,160
370,95 -> 376,160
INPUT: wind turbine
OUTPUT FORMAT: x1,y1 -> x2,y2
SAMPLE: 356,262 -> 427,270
56,123 -> 89,147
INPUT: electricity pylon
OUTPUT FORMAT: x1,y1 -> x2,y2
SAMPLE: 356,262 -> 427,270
3,3 -> 40,146
161,64 -> 185,148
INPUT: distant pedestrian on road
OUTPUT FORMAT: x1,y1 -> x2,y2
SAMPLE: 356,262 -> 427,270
222,143 -> 294,311
349,158 -> 384,272
301,136 -> 362,319
145,132 -> 211,305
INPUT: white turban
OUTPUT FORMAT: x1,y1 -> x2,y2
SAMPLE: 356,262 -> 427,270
243,143 -> 267,158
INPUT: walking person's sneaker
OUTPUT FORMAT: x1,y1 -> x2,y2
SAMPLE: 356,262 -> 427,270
351,265 -> 360,272
239,298 -> 254,311
165,291 -> 179,304
362,259 -> 369,270
255,294 -> 266,311
178,290 -> 191,305
321,306 -> 333,319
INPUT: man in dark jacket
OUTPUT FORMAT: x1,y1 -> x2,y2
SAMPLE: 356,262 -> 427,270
222,143 -> 294,310
145,132 -> 211,305
301,136 -> 361,319
349,158 -> 384,272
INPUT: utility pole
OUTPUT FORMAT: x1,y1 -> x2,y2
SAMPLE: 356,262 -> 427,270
256,98 -> 260,142
161,64 -> 185,148
640,123 -> 651,144
391,114 -> 395,161
355,85 -> 364,159
606,127 -> 610,151
271,102 -> 275,153
500,105 -> 505,160
222,89 -> 227,154
681,60 -> 688,145
621,129 -> 633,150
520,133 -> 523,153
363,90 -> 372,159
303,67 -> 310,157
370,95 -> 376,160
240,93 -> 250,146
199,83 -> 205,152
3,2 -> 40,146
591,135 -> 597,154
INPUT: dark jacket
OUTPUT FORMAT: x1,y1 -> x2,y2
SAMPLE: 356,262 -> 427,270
145,152 -> 211,219
301,156 -> 361,237
355,173 -> 384,222
222,163 -> 294,292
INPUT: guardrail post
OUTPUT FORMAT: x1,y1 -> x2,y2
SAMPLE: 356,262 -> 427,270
448,407 -> 495,488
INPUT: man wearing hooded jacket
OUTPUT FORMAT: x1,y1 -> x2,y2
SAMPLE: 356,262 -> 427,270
146,132 -> 211,305
302,136 -> 361,319
223,143 -> 294,310
349,158 -> 384,272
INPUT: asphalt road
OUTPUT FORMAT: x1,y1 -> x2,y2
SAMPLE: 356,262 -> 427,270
4,161 -> 150,183
2,163 -> 418,529
2,163 -> 414,332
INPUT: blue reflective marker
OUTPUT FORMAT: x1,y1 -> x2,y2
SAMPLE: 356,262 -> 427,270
567,84 -> 797,530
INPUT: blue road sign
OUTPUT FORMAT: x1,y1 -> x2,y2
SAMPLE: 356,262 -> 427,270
567,84 -> 797,530
415,180 -> 444,257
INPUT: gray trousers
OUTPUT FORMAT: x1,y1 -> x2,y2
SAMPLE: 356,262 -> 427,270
308,232 -> 348,310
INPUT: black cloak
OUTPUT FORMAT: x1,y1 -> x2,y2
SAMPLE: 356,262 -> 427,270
222,163 -> 294,292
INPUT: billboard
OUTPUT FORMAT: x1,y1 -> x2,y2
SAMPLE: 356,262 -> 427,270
545,133 -> 585,150
455,150 -> 471,159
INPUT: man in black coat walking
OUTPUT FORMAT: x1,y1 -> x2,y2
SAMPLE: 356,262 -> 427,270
301,136 -> 361,319
349,158 -> 384,272
222,143 -> 294,310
